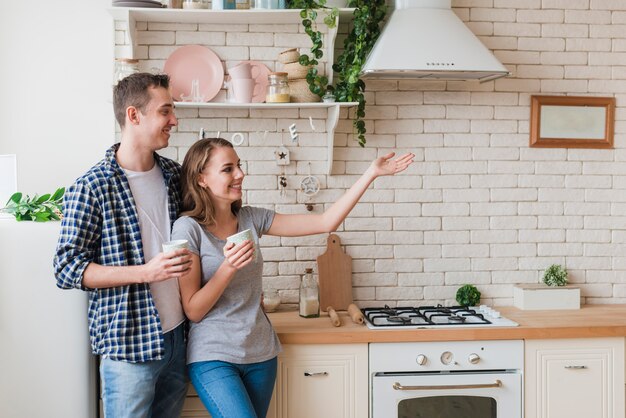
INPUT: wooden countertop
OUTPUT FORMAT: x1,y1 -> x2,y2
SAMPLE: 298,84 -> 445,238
268,305 -> 626,344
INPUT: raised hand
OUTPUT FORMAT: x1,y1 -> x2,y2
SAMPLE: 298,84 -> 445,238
370,152 -> 415,177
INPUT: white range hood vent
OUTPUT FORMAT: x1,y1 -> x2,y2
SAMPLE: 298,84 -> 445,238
360,0 -> 510,82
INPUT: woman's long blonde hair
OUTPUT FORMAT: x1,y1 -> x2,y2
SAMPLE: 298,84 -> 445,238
180,138 -> 242,227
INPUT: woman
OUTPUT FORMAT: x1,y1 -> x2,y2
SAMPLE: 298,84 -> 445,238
172,138 -> 414,418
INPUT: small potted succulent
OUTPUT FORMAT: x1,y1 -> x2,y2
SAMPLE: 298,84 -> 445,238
513,264 -> 580,310
542,264 -> 568,287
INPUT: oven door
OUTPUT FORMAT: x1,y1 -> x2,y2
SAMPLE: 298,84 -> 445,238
372,371 -> 521,418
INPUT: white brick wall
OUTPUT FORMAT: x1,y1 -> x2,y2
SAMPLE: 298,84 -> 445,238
114,1 -> 626,307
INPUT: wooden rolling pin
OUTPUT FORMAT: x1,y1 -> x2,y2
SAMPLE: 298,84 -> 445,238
348,303 -> 364,324
326,306 -> 342,327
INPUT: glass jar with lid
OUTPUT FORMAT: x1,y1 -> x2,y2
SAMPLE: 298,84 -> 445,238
114,58 -> 139,85
183,0 -> 209,9
266,72 -> 290,103
299,268 -> 319,318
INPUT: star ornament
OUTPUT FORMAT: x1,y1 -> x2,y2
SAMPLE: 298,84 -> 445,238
300,175 -> 320,196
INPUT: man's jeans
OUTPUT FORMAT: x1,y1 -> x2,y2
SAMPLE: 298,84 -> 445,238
100,323 -> 188,418
188,356 -> 277,418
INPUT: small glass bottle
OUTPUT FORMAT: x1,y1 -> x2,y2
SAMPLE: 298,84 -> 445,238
266,72 -> 290,103
299,268 -> 320,318
114,58 -> 139,85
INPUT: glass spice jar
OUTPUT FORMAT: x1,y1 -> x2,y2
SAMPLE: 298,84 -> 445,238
266,72 -> 290,103
183,0 -> 209,9
299,268 -> 320,318
113,58 -> 139,85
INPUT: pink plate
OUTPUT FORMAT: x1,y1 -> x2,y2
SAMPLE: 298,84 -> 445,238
239,61 -> 271,103
163,45 -> 224,102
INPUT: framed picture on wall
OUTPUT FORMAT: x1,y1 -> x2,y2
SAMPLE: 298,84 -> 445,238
529,95 -> 616,148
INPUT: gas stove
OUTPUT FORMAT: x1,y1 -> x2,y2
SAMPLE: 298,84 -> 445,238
362,304 -> 518,329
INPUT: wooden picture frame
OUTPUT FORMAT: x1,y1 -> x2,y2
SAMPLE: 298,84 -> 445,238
529,95 -> 615,148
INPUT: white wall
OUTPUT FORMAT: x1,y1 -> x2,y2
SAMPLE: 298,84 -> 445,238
117,1 -> 626,308
0,0 -> 114,195
0,3 -> 113,417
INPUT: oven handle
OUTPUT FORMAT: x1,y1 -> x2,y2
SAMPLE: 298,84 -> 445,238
393,379 -> 502,391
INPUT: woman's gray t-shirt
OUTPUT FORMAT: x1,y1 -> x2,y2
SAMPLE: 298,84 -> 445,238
172,206 -> 281,364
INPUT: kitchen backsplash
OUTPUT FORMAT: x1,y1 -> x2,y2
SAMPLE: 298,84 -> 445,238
114,1 -> 626,308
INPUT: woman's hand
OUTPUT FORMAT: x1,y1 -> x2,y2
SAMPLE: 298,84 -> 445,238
223,239 -> 255,270
369,152 -> 415,178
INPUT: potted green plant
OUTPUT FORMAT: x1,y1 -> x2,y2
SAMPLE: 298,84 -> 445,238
542,264 -> 568,287
0,188 -> 65,222
289,0 -> 387,146
513,264 -> 580,310
456,284 -> 481,307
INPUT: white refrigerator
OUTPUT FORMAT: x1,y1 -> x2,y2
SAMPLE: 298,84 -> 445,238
0,220 -> 97,418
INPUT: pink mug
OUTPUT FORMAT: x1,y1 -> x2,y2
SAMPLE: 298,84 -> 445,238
231,78 -> 256,103
228,62 -> 253,80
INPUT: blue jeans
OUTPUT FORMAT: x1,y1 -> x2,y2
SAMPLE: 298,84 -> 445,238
188,357 -> 277,418
100,323 -> 188,418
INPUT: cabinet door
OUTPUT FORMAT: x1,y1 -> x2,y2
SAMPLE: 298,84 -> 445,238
180,386 -> 210,418
274,344 -> 368,418
525,338 -> 625,418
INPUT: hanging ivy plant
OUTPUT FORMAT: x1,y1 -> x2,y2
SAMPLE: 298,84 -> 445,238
288,0 -> 338,97
333,0 -> 387,147
289,0 -> 387,147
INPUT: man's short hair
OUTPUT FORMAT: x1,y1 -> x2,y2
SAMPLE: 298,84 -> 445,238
113,73 -> 170,129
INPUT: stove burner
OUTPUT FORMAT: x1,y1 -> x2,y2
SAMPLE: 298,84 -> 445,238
361,305 -> 495,328
381,305 -> 397,316
387,315 -> 412,323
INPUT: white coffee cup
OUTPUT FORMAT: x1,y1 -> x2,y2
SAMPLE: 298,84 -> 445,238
162,239 -> 189,254
226,229 -> 257,261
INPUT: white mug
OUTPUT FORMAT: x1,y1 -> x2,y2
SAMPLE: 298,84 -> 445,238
162,239 -> 189,254
226,229 -> 257,261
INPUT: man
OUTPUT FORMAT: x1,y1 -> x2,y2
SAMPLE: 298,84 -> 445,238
54,73 -> 191,418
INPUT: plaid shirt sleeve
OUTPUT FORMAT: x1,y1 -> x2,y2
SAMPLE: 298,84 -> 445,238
52,148 -> 183,362
53,178 -> 102,291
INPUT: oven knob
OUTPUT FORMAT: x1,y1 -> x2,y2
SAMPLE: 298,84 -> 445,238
440,351 -> 454,365
468,353 -> 481,364
416,354 -> 427,366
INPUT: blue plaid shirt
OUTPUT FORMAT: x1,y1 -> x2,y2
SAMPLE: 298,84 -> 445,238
53,144 -> 182,363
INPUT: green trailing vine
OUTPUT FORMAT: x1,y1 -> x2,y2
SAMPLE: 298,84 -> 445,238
288,0 -> 338,98
289,0 -> 387,147
333,0 -> 387,147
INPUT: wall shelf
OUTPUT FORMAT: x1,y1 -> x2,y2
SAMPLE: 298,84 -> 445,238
109,7 -> 357,175
109,7 -> 354,85
176,101 -> 358,174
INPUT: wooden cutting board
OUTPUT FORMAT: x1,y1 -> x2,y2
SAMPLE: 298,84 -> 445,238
317,234 -> 353,311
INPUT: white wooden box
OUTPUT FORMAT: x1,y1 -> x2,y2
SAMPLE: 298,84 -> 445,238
513,284 -> 580,310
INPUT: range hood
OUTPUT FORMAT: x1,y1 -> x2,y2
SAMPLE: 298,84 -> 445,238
360,0 -> 510,82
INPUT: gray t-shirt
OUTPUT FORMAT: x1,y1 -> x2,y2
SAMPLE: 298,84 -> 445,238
172,206 -> 281,364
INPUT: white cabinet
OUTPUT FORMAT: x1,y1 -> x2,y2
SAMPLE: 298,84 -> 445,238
271,343 -> 368,418
181,343 -> 368,418
524,338 -> 625,418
